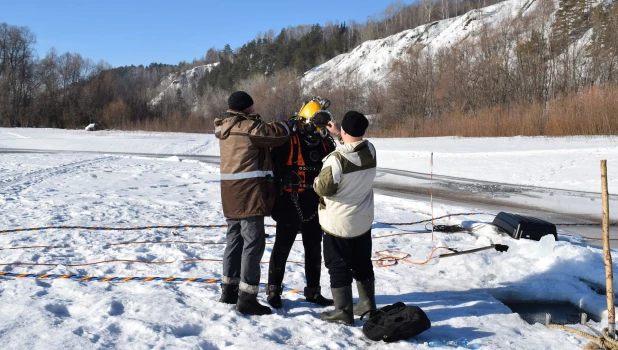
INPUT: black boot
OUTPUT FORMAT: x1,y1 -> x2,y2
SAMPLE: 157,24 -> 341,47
236,291 -> 272,316
219,284 -> 239,304
320,285 -> 353,325
266,284 -> 283,309
305,286 -> 334,306
353,279 -> 377,318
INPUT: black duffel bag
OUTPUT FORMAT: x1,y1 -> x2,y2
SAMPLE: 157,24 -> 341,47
362,302 -> 431,343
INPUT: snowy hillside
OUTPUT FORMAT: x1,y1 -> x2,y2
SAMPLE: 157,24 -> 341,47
149,63 -> 219,108
301,0 -> 598,90
146,0 -> 606,105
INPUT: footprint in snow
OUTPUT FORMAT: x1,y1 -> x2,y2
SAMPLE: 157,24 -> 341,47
171,324 -> 203,338
45,303 -> 71,317
108,300 -> 125,316
35,279 -> 51,288
34,290 -> 48,297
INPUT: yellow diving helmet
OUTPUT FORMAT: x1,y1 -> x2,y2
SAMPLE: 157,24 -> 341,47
296,97 -> 333,133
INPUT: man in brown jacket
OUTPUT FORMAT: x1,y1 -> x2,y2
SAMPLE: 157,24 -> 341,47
215,91 -> 290,316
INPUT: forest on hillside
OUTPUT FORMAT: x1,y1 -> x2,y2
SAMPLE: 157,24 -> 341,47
1,0 -> 617,136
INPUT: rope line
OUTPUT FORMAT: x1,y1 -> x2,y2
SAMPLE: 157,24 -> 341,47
371,231 -> 428,239
0,213 -> 488,236
0,257 -> 308,268
1,245 -> 68,250
0,224 -> 276,235
0,245 -> 508,298
6,231 -> 612,253
103,240 -> 228,247
0,224 -> 226,234
559,234 -> 618,241
375,212 -> 491,226
373,247 -> 454,267
3,213 -> 617,340
0,243 -> 489,268
0,239 -> 305,251
0,212 -> 613,267
554,222 -> 618,227
0,271 -> 222,283
0,230 -> 447,252
547,324 -> 618,350
0,272 -> 307,295
1,212 -> 616,236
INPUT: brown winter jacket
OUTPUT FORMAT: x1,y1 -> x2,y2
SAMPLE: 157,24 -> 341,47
215,110 -> 290,219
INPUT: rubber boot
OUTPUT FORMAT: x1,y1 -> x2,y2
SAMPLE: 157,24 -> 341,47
266,284 -> 283,309
219,284 -> 239,304
236,291 -> 272,316
320,285 -> 354,325
305,286 -> 334,306
353,279 -> 377,318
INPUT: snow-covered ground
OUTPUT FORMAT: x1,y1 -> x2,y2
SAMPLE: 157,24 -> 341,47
372,136 -> 618,194
1,128 -> 616,349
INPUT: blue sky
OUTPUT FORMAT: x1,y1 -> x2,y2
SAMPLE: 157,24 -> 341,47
1,0 -> 410,68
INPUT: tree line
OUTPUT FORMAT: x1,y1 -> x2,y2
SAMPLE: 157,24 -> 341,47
0,21 -> 186,128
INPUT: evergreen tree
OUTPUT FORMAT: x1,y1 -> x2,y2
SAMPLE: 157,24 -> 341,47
552,0 -> 591,51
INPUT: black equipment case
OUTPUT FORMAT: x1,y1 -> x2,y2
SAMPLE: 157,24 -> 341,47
492,212 -> 557,241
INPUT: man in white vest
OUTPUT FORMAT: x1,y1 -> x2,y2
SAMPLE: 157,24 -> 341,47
313,111 -> 377,325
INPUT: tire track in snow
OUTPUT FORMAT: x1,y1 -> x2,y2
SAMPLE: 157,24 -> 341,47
1,131 -> 30,139
0,156 -> 116,195
183,140 -> 213,155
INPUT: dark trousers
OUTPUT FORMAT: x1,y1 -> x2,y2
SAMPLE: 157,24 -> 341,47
222,216 -> 266,294
268,218 -> 323,288
323,230 -> 375,288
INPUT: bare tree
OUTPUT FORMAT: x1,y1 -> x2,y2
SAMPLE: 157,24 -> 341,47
0,22 -> 37,126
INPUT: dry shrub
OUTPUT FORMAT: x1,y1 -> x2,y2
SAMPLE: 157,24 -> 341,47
368,85 -> 618,137
237,69 -> 301,121
122,112 -> 213,133
100,101 -> 131,128
545,86 -> 618,136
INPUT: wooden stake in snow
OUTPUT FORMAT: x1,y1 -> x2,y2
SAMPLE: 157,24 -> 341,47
601,159 -> 615,338
430,152 -> 434,241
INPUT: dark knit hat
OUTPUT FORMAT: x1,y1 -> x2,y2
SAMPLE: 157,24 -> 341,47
228,91 -> 254,111
342,111 -> 369,137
